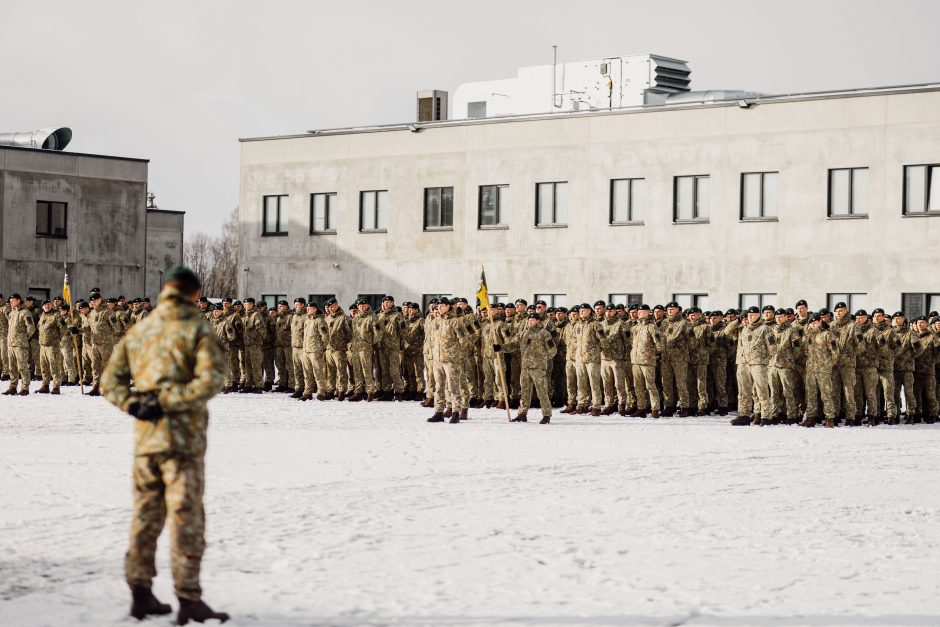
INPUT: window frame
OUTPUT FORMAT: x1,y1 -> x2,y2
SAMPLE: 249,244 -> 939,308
28,287 -> 51,301
609,293 -> 643,306
740,171 -> 779,222
422,293 -> 452,311
261,195 -> 288,236
826,293 -> 868,313
261,294 -> 286,309
534,181 -> 568,228
35,200 -> 68,238
673,175 -> 710,223
672,293 -> 709,310
307,293 -> 336,309
357,294 -> 385,311
359,190 -> 389,233
309,193 -> 337,235
478,184 -> 510,229
902,164 -> 940,216
738,293 -> 777,310
901,292 -> 940,320
423,186 -> 455,231
827,167 -> 869,219
534,293 -> 566,307
609,178 -> 645,225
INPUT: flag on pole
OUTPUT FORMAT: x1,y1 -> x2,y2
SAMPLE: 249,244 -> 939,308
63,272 -> 72,306
476,267 -> 490,310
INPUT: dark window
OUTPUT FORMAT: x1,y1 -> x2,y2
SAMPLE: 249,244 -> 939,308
359,190 -> 388,232
828,168 -> 868,217
307,293 -> 336,309
674,175 -> 709,222
358,294 -> 385,311
424,187 -> 454,230
535,182 -> 568,226
533,293 -> 566,307
609,293 -> 643,306
422,293 -> 452,310
826,293 -> 868,312
28,287 -> 50,301
673,293 -> 709,310
903,165 -> 940,215
739,294 -> 777,309
261,294 -> 286,308
740,172 -> 779,220
310,193 -> 337,233
610,179 -> 645,224
262,195 -> 288,235
479,185 -> 509,228
901,293 -> 940,319
35,201 -> 67,237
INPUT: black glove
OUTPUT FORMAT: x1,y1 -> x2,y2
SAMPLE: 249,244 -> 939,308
69,326 -> 79,335
492,344 -> 501,353
127,392 -> 163,423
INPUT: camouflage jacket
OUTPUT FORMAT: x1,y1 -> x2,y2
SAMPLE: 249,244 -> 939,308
769,321 -> 803,370
402,316 -> 425,356
830,315 -> 862,368
433,310 -> 466,364
211,315 -> 237,349
27,306 -> 42,339
599,317 -> 629,361
89,304 -> 119,346
913,329 -> 938,373
854,320 -> 879,369
872,320 -> 903,371
0,303 -> 9,336
242,309 -> 267,346
101,286 -> 224,458
561,321 -> 578,362
59,312 -> 78,349
661,313 -> 693,362
38,310 -> 64,346
552,320 -> 568,362
498,325 -> 556,370
115,307 -> 132,337
275,311 -> 293,348
480,315 -> 506,358
572,317 -> 603,364
709,321 -> 731,362
303,312 -> 328,353
7,305 -> 36,348
290,310 -> 307,348
263,313 -> 277,349
804,325 -> 839,373
351,310 -> 380,349
378,309 -> 405,351
423,314 -> 438,360
131,305 -> 152,326
688,319 -> 715,365
630,318 -> 662,366
324,310 -> 351,351
739,320 -> 775,366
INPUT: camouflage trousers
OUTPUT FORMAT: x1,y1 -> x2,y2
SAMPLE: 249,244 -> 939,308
689,363 -> 708,412
227,347 -> 242,388
853,365 -> 880,418
769,366 -> 799,420
0,335 -> 8,376
39,345 -> 62,388
601,358 -> 627,407
126,454 -> 205,601
275,346 -> 293,387
481,353 -> 503,401
632,364 -> 661,411
520,367 -> 552,417
81,340 -> 93,384
291,347 -> 306,391
324,348 -> 348,394
660,359 -> 690,410
552,356 -> 567,401
91,342 -> 114,387
509,354 -> 521,400
424,355 -> 436,400
349,345 -> 376,395
914,371 -> 939,417
708,356 -> 728,409
241,345 -> 263,388
748,364 -> 772,418
262,347 -> 276,385
6,346 -> 31,392
621,359 -> 636,408
894,369 -> 916,415
575,361 -> 602,410
805,370 -> 835,421
379,348 -> 404,393
29,338 -> 39,377
302,350 -> 327,395
402,351 -> 425,394
877,369 -> 898,419
433,360 -> 465,412
565,361 -> 577,405
736,364 -> 755,415
830,365 -> 857,419
60,341 -> 78,383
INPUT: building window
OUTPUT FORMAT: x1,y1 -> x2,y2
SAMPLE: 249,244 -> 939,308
739,293 -> 777,310
903,164 -> 940,215
674,175 -> 709,222
307,293 -> 336,309
827,293 -> 868,312
610,178 -> 645,224
422,293 -> 452,310
468,101 -> 487,118
28,287 -> 50,301
741,172 -> 779,220
486,294 -> 510,305
35,201 -> 67,238
262,195 -> 288,236
479,185 -> 509,228
310,193 -> 337,234
261,294 -> 286,309
534,293 -> 566,307
535,182 -> 568,227
609,293 -> 643,306
359,190 -> 388,232
901,293 -> 940,319
828,168 -> 868,218
673,293 -> 709,310
357,294 -> 385,311
424,187 -> 454,230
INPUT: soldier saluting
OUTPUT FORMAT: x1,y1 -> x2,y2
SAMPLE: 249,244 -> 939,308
100,266 -> 229,625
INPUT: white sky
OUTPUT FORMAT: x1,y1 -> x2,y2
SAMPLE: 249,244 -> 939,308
2,0 -> 939,235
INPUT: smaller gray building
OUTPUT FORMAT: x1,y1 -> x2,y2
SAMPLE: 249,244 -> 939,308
0,141 -> 183,301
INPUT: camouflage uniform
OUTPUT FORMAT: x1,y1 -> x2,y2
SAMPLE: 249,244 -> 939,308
599,316 -> 629,411
302,311 -> 329,397
89,302 -> 120,390
768,321 -> 803,422
402,312 -> 426,398
377,308 -> 406,396
829,315 -> 861,420
913,328 -> 939,419
688,318 -> 714,413
210,313 -> 237,388
708,320 -> 732,411
274,310 -> 293,389
261,309 -> 277,388
241,305 -> 267,389
290,309 -> 307,392
480,314 -> 506,404
100,285 -> 224,602
739,319 -> 774,419
324,309 -> 351,396
497,323 -> 556,419
432,309 -> 467,413
226,309 -> 244,390
350,309 -> 381,397
893,321 -> 922,418
37,309 -> 64,390
803,325 -> 839,425
0,301 -> 10,378
853,319 -> 880,420
660,312 -> 692,412
28,302 -> 41,378
551,318 -> 569,405
572,315 -> 603,412
5,303 -> 35,393
562,320 -> 579,407
872,319 -> 902,422
423,312 -> 438,403
630,317 -> 662,413
79,310 -> 94,385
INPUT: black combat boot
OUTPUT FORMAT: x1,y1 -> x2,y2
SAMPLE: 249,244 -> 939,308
561,404 -> 574,414
394,392 -> 406,402
512,410 -> 528,422
36,384 -> 50,394
51,387 -> 60,395
176,597 -> 229,625
290,390 -> 302,399
263,381 -> 273,392
449,412 -> 461,424
87,385 -> 101,396
800,416 -> 817,428
2,388 -> 15,395
717,407 -> 728,416
427,412 -> 445,423
730,414 -> 751,426
602,405 -> 616,416
618,404 -> 627,416
0,374 -> 8,381
129,584 -> 172,620
677,407 -> 690,417
18,388 -> 29,396
632,408 -> 648,418
539,415 -> 551,424
509,397 -> 520,410
299,393 -> 312,401
443,408 -> 452,418
650,410 -> 661,418
590,407 -> 601,417
484,399 -> 494,409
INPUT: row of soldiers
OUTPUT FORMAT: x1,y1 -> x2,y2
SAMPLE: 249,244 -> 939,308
0,291 -> 152,395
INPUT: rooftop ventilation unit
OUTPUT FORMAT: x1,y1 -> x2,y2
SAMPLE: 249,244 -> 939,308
0,127 -> 72,151
417,90 -> 448,122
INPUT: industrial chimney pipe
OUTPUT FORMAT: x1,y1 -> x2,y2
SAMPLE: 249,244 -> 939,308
0,127 -> 72,151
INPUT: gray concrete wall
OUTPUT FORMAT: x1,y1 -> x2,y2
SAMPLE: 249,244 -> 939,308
145,210 -> 185,300
238,88 -> 940,312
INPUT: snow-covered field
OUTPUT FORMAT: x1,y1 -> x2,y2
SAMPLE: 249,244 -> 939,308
2,389 -> 940,627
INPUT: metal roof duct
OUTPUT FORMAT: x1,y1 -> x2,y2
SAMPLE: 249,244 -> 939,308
0,127 -> 72,150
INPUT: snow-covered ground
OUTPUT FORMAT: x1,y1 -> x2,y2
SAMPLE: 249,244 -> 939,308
2,388 -> 940,627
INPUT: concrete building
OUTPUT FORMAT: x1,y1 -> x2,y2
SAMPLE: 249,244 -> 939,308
238,81 -> 940,318
0,139 -> 184,301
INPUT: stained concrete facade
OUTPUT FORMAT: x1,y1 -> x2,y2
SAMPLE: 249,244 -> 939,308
0,145 -> 183,301
238,84 -> 940,314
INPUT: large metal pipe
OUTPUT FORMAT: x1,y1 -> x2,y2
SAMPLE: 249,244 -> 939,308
0,127 -> 72,150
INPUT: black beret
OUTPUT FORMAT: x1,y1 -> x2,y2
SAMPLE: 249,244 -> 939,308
892,311 -> 905,318
198,296 -> 209,303
913,315 -> 927,323
349,303 -> 357,310
382,295 -> 394,302
834,301 -> 848,310
233,300 -> 242,306
653,305 -> 665,311
665,301 -> 679,309
638,304 -> 651,311
59,303 -> 70,311
117,295 -> 125,301
306,302 -> 318,309
438,297 -> 452,305
593,300 -> 606,307
457,297 -> 468,304
212,303 -> 223,311
795,299 -> 807,307
854,309 -> 868,317
256,301 -> 267,307
278,300 -> 289,307
78,301 -> 90,309
535,300 -> 547,306
557,306 -> 568,313
107,297 -> 118,304
143,297 -> 151,303
762,305 -> 776,313
53,295 -> 63,301
818,307 -> 830,315
614,304 -> 625,311
809,313 -> 821,322
526,305 -> 535,312
527,313 -> 541,320
871,308 -> 885,315
294,297 -> 306,304
785,308 -> 794,315
131,298 -> 140,304
25,295 -> 36,301
746,306 -> 760,314
90,286 -> 100,292
514,298 -> 527,305
773,308 -> 786,315
494,302 -> 505,309
41,299 -> 51,305
930,310 -> 940,318
579,303 -> 592,310
244,297 -> 256,304
164,265 -> 202,290
223,297 -> 233,303
725,308 -> 737,315
628,304 -> 638,311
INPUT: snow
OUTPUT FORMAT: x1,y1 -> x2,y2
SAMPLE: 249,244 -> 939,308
2,388 -> 940,626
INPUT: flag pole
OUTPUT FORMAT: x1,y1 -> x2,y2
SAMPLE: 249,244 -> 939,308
63,263 -> 85,395
478,265 -> 512,423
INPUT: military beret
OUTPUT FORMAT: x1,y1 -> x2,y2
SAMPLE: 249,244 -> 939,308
349,303 -> 357,310
775,308 -> 786,316
164,265 -> 202,289
653,305 -> 665,311
785,308 -> 794,315
78,301 -> 90,309
557,306 -> 568,313
143,297 -> 151,303
212,303 -> 223,311
795,299 -> 808,307
637,304 -> 651,311
41,299 -> 51,305
223,297 -> 233,303
54,295 -> 63,301
535,299 -> 547,306
761,305 -> 775,313
592,300 -> 605,307
277,300 -> 289,307
89,292 -> 101,301
913,315 -> 927,323
545,306 -> 555,313
438,297 -> 451,305
892,311 -> 905,318
131,298 -> 140,304
854,309 -> 868,317
527,313 -> 541,320
834,301 -> 848,310
244,297 -> 256,304
428,298 -> 439,305
25,295 -> 36,301
117,295 -> 125,301
293,297 -> 306,304
0,293 -> 3,299
59,303 -> 70,311
514,298 -> 528,305
809,313 -> 821,322
871,307 -> 885,315
614,304 -> 625,311
306,301 -> 317,308
930,310 -> 940,318
818,307 -> 830,315
579,303 -> 592,310
106,297 -> 118,304
665,301 -> 679,309
746,306 -> 760,314
382,295 -> 394,302
628,304 -> 638,311
526,305 -> 535,312
494,302 -> 505,309
457,297 -> 468,304
257,301 -> 268,308
198,296 -> 209,303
